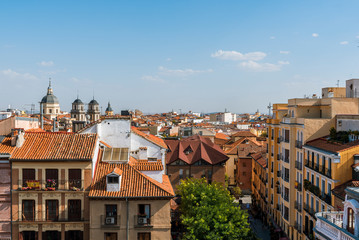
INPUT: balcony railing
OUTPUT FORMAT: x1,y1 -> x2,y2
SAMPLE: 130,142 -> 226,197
325,168 -> 332,178
294,221 -> 302,233
277,137 -> 283,143
277,170 -> 281,177
17,179 -> 84,191
134,215 -> 152,227
284,176 -> 289,183
276,204 -> 280,211
295,161 -> 302,170
17,210 -> 87,222
295,140 -> 302,149
304,180 -> 321,198
295,181 -> 302,192
314,211 -> 357,240
320,193 -> 332,205
277,154 -> 281,161
101,215 -> 121,228
283,194 -> 289,202
294,201 -> 302,212
284,156 -> 289,163
303,204 -> 315,217
276,187 -> 281,194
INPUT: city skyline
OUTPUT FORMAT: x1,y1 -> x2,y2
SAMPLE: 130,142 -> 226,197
1,1 -> 359,113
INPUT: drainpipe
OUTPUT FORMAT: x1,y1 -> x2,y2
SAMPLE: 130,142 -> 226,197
126,197 -> 129,240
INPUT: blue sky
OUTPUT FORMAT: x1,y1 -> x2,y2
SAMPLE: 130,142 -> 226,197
1,1 -> 359,114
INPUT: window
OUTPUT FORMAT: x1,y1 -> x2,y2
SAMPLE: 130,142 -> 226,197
138,204 -> 150,225
348,207 -> 355,234
46,169 -> 58,189
184,146 -> 193,155
107,176 -> 119,184
69,169 -> 81,189
103,148 -> 129,161
23,169 -> 36,188
22,200 -> 35,221
68,200 -> 81,221
105,233 -> 117,240
46,200 -> 59,221
22,231 -> 37,240
65,230 -> 83,240
179,169 -> 183,180
49,109 -> 52,114
138,233 -> 151,240
43,231 -> 60,240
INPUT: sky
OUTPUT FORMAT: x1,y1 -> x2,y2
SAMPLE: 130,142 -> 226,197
1,1 -> 359,114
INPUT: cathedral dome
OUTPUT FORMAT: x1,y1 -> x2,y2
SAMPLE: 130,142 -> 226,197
89,99 -> 99,105
73,98 -> 83,104
41,80 -> 59,104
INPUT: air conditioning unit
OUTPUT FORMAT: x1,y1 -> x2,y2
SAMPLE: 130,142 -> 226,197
138,217 -> 148,224
105,217 -> 115,224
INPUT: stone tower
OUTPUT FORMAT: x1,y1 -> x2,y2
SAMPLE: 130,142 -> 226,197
70,97 -> 86,121
87,98 -> 100,122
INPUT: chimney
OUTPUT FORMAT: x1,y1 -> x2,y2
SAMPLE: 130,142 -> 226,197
16,130 -> 25,148
11,129 -> 25,147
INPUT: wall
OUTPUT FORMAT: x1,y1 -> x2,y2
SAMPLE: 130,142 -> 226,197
0,161 -> 11,239
89,199 -> 171,240
236,157 -> 252,191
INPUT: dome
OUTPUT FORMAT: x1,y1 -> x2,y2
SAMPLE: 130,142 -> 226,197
73,98 -> 83,104
41,94 -> 59,104
89,99 -> 99,105
106,102 -> 113,112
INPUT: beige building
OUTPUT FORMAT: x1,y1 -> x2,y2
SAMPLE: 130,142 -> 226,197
8,131 -> 98,240
265,80 -> 359,240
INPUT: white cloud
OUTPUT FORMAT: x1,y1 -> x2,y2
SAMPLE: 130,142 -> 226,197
239,61 -> 289,72
312,33 -> 319,37
141,75 -> 165,83
158,66 -> 213,76
280,51 -> 290,54
166,58 -> 172,61
270,36 -> 276,40
340,41 -> 349,45
356,36 -> 359,39
211,50 -> 267,61
1,69 -> 37,80
39,61 -> 54,67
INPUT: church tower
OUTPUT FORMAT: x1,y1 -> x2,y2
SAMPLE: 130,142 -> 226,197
40,79 -> 60,120
105,102 -> 114,116
70,96 -> 86,121
87,98 -> 100,122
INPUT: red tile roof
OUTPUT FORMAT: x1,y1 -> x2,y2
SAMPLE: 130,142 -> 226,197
129,157 -> 164,171
231,131 -> 256,138
332,180 -> 359,200
25,128 -> 46,133
131,126 -> 167,149
165,135 -> 229,165
89,150 -> 174,198
10,132 -> 98,161
225,138 -> 264,157
0,137 -> 16,155
251,151 -> 267,168
215,132 -> 230,140
305,138 -> 359,153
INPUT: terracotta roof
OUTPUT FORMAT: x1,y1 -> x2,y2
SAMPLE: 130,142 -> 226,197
10,132 -> 97,161
305,138 -> 359,154
0,137 -> 16,155
89,150 -> 174,198
129,157 -> 164,171
231,131 -> 256,138
25,128 -> 46,133
99,140 -> 112,148
332,180 -> 359,200
251,151 -> 267,168
131,126 -> 167,149
225,138 -> 264,157
215,132 -> 230,140
165,135 -> 229,165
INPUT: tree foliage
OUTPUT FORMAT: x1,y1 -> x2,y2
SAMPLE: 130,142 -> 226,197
177,178 -> 256,240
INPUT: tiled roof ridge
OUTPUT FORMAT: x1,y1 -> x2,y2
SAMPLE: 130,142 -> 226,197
131,126 -> 167,149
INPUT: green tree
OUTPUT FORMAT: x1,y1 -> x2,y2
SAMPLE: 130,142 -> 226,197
177,178 -> 256,240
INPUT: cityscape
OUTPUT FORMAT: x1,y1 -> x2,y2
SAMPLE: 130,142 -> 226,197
2,1 -> 359,240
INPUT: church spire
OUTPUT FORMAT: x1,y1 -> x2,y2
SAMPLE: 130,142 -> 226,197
47,78 -> 53,95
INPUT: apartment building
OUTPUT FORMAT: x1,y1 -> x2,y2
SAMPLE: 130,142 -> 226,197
265,80 -> 359,240
9,130 -> 98,240
79,116 -> 174,240
251,151 -> 268,219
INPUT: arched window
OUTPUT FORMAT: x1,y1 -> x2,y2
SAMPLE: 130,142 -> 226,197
348,207 -> 355,234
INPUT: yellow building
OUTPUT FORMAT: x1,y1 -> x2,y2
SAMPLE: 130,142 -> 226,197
265,82 -> 359,240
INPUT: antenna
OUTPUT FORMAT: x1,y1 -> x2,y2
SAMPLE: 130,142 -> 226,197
77,90 -> 79,99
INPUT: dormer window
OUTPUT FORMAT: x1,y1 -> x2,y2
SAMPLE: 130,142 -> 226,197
184,146 -> 193,155
106,168 -> 122,192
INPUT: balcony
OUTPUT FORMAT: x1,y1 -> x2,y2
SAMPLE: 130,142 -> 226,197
320,193 -> 332,205
17,210 -> 87,222
295,140 -> 302,149
283,194 -> 289,202
284,176 -> 289,183
18,179 -> 84,191
101,215 -> 121,228
294,221 -> 302,233
295,181 -> 302,192
314,211 -> 357,240
276,187 -> 281,194
304,180 -> 321,198
284,156 -> 289,163
294,201 -> 302,213
277,170 -> 281,177
276,204 -> 280,211
277,137 -> 283,143
325,168 -> 332,178
295,161 -> 302,170
134,215 -> 152,228
277,154 -> 281,161
303,204 -> 315,218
